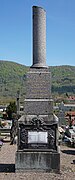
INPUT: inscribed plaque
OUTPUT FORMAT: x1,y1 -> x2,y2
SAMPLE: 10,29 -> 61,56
28,131 -> 48,143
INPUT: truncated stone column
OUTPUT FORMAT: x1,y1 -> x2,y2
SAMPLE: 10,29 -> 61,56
31,6 -> 47,68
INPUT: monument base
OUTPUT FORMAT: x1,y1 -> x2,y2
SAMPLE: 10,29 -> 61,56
15,150 -> 60,173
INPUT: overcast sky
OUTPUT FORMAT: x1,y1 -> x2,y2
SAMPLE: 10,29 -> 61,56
0,0 -> 75,66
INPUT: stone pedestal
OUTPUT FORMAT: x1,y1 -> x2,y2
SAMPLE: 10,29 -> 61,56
15,113 -> 60,172
15,67 -> 60,172
15,151 -> 60,173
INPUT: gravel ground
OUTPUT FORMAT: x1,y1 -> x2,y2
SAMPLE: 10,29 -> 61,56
0,143 -> 75,180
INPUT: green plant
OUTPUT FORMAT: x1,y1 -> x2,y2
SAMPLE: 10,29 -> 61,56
6,101 -> 17,119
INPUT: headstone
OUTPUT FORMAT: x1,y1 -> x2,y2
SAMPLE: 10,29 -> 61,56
10,118 -> 17,145
15,6 -> 60,173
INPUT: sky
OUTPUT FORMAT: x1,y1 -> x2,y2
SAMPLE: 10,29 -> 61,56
0,0 -> 75,67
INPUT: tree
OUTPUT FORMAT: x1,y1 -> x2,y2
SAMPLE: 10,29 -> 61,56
6,101 -> 17,120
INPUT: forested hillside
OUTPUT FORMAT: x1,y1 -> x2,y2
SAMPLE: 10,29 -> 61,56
0,60 -> 75,104
50,65 -> 75,94
0,61 -> 29,103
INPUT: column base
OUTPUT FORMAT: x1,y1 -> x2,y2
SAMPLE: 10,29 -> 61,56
15,150 -> 60,173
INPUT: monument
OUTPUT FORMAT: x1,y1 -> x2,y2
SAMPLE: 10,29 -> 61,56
15,6 -> 60,173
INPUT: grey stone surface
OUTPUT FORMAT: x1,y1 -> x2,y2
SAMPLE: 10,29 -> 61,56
24,99 -> 53,115
25,68 -> 51,99
15,151 -> 60,173
18,115 -> 57,124
24,68 -> 53,115
31,6 -> 47,68
17,116 -> 58,151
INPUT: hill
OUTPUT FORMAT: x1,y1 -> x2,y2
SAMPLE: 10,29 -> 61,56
50,65 -> 75,94
0,60 -> 75,104
0,61 -> 29,103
